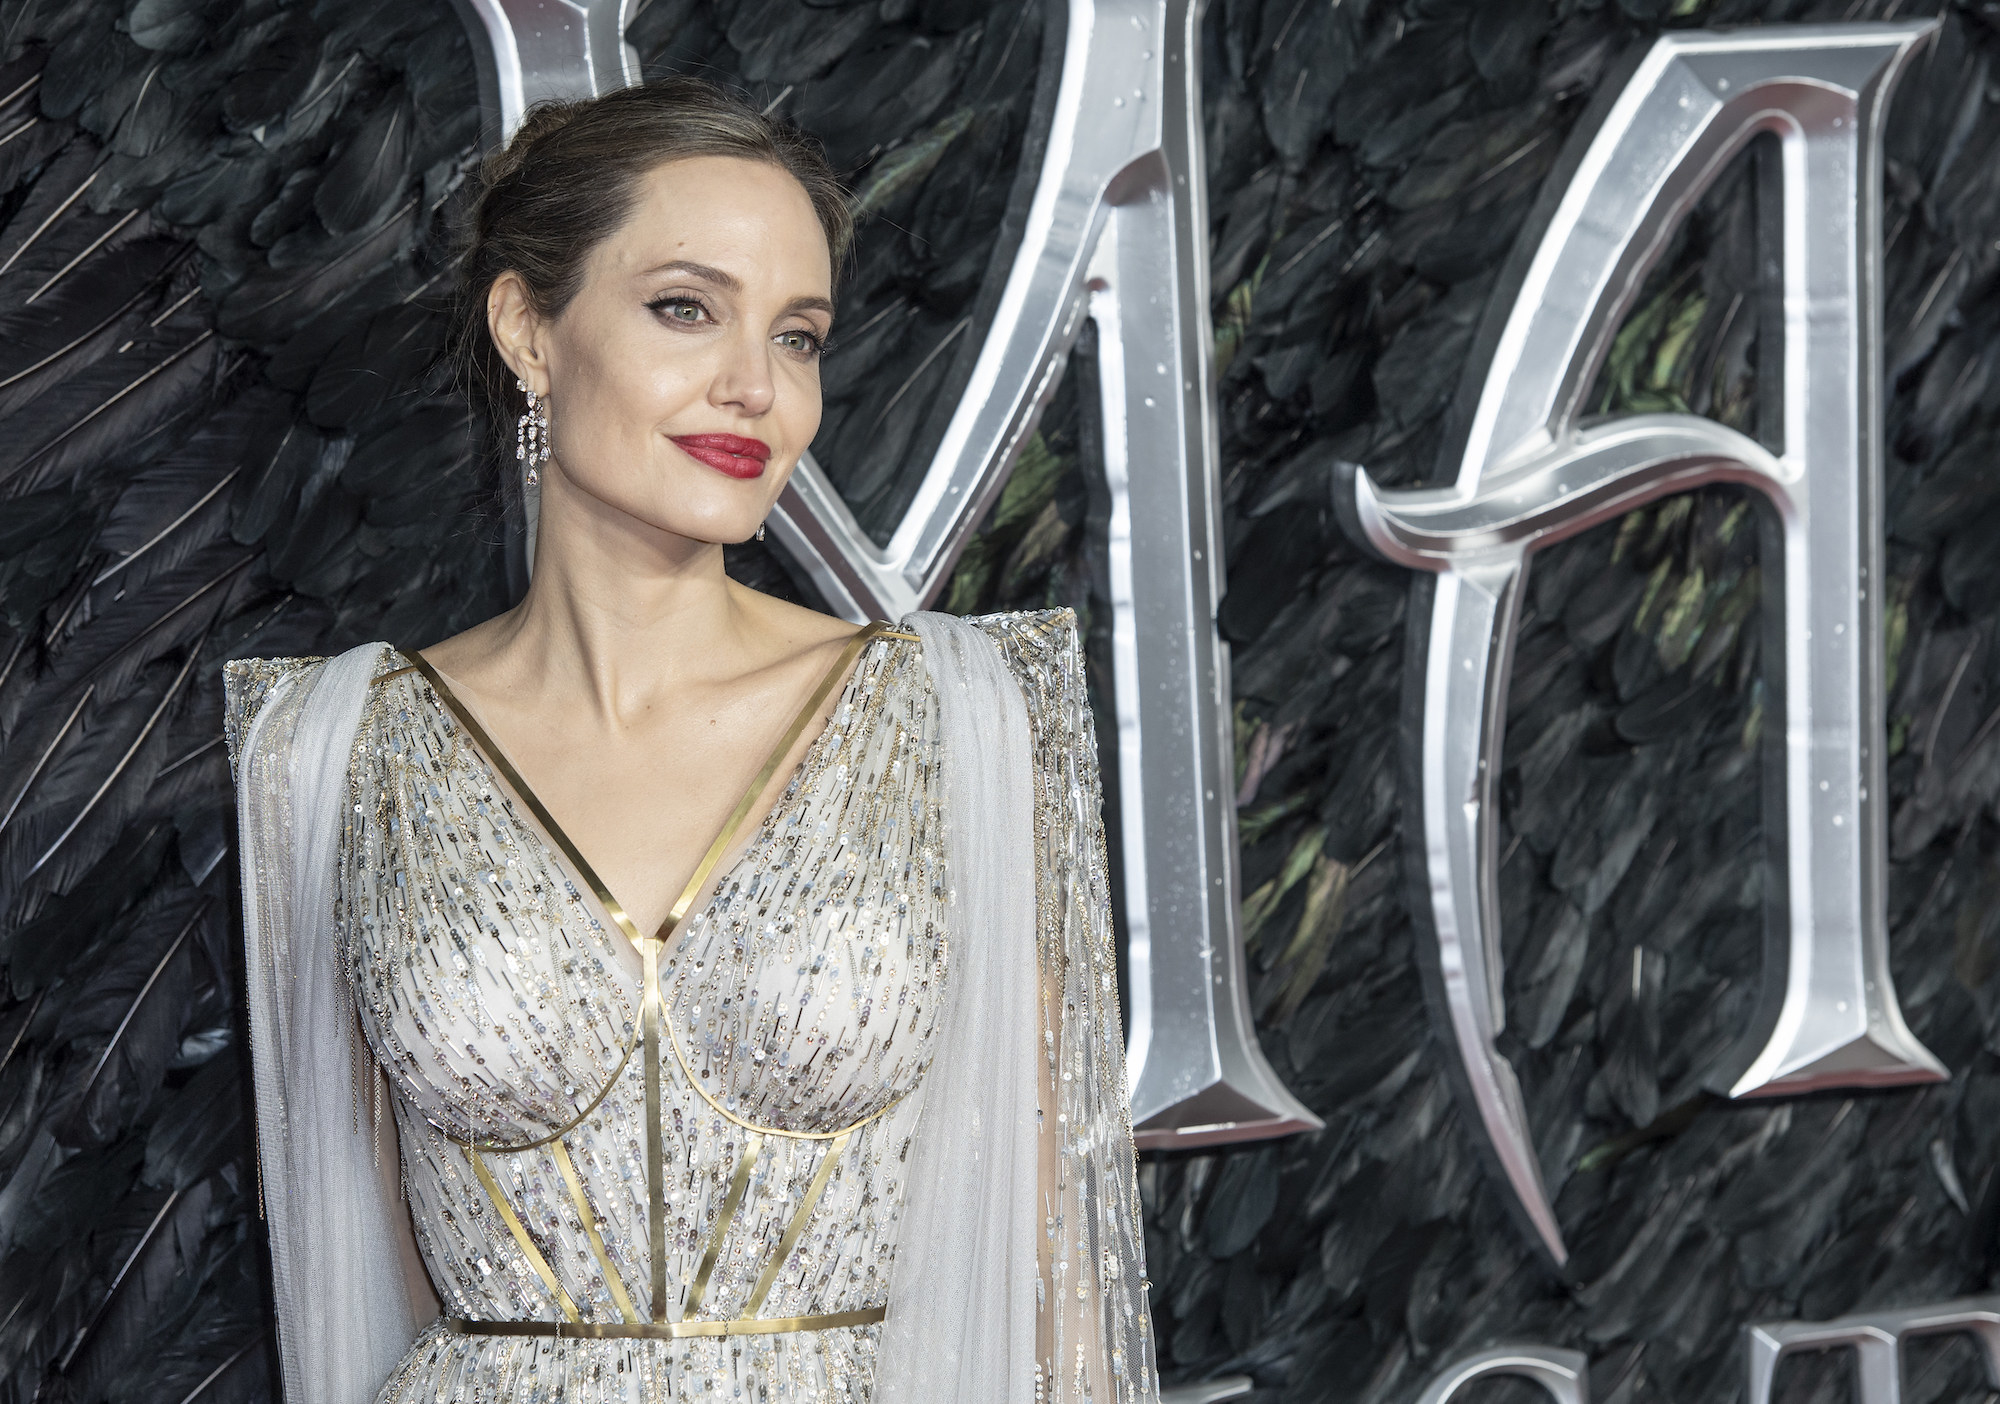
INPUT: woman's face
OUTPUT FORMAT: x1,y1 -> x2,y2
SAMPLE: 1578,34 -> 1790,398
492,155 -> 833,547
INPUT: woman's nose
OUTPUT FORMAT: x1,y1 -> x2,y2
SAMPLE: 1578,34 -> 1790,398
709,330 -> 776,417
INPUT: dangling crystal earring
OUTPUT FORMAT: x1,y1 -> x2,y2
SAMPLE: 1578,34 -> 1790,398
516,377 -> 550,487
755,521 -> 766,541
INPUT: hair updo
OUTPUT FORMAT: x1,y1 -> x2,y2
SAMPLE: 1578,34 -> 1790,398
451,77 -> 853,442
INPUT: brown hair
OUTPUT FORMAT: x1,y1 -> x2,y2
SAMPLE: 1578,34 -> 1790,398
450,78 -> 853,442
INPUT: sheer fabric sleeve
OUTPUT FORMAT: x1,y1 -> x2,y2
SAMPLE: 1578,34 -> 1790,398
229,642 -> 420,1404
975,610 -> 1159,1404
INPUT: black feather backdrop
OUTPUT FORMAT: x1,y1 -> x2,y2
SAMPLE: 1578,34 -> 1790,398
2,1 -> 1998,1403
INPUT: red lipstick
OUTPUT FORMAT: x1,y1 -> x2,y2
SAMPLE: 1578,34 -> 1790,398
672,433 -> 772,480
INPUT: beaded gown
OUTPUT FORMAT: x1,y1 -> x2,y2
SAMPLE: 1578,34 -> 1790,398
224,609 -> 1156,1404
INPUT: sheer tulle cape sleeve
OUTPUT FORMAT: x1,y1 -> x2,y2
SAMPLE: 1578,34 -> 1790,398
876,613 -> 1042,1404
229,643 -> 419,1404
975,610 -> 1159,1404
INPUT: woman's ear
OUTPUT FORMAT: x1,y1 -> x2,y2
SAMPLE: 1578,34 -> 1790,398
488,271 -> 548,394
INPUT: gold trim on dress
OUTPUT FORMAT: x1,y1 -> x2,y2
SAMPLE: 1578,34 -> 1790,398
551,1140 -> 640,1323
659,1013 -> 910,1143
442,1306 -> 886,1340
465,1147 -> 582,1323
661,623 -> 899,939
683,1132 -> 763,1318
404,621 -> 899,967
642,939 -> 669,1318
450,1037 -> 639,1157
407,627 -> 918,1143
741,1128 -> 851,1318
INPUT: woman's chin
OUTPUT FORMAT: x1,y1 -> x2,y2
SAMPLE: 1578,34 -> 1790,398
554,481 -> 765,550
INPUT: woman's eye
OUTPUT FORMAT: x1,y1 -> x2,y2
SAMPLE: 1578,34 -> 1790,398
777,330 -> 823,358
651,297 -> 708,324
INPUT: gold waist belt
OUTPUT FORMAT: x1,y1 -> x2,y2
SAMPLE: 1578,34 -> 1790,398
444,1306 -> 887,1341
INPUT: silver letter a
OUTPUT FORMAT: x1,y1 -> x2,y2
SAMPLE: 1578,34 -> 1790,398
1347,23 -> 1943,1264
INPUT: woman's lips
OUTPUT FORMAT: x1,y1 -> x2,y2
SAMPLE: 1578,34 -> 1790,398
672,433 -> 772,480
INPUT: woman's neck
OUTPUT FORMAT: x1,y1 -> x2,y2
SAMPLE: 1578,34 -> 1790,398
445,466 -> 767,728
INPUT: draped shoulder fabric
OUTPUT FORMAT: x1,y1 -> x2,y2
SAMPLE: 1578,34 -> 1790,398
874,612 -> 1040,1402
227,643 -> 419,1404
224,610 -> 1155,1404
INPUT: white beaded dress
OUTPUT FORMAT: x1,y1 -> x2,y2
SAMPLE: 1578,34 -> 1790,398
225,609 -> 1157,1404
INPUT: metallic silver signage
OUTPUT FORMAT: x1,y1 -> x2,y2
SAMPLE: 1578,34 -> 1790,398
447,0 -> 639,139
450,0 -> 1318,1148
1157,1378 -> 1252,1404
1415,1346 -> 1589,1404
1748,1295 -> 2000,1404
1347,23 -> 1942,1262
1423,1295 -> 2000,1404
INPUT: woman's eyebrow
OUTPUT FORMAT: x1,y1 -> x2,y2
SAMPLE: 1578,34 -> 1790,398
642,262 -> 832,318
644,259 -> 742,291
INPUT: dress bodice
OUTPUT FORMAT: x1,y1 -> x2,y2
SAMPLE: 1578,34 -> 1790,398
326,634 -> 942,1397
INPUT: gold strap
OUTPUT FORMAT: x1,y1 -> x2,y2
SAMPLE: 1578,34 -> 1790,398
452,1038 -> 638,1156
443,1306 -> 886,1340
551,1141 -> 639,1323
741,1129 -> 851,1318
650,621 -> 916,1142
661,1013 -> 909,1142
466,1148 -> 582,1323
406,653 -> 643,950
644,939 -> 668,1318
683,1132 -> 763,1318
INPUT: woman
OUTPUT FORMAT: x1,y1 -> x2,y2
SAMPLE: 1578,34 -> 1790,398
225,79 -> 1156,1404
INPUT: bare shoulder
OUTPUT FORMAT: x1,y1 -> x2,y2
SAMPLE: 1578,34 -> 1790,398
414,607 -> 518,681
731,583 -> 863,660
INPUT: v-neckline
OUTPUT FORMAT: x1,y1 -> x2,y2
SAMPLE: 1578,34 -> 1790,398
401,623 -> 895,976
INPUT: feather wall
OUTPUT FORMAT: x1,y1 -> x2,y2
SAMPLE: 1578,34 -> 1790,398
0,0 -> 499,1399
3,1 -> 2000,1403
